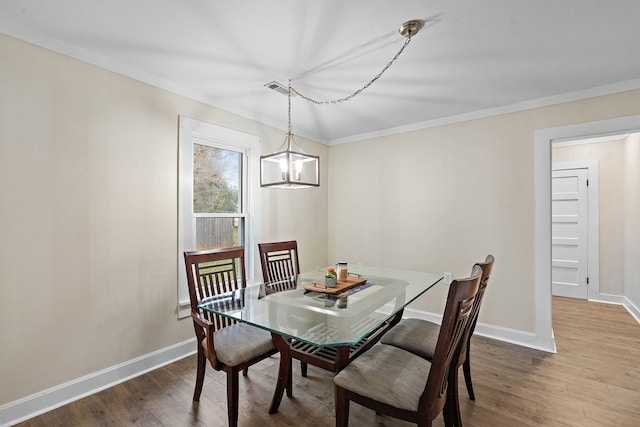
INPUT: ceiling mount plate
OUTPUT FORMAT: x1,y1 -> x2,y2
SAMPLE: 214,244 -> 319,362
399,19 -> 424,38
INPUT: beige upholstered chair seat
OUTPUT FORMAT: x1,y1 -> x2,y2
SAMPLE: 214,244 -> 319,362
333,265 -> 483,427
380,318 -> 439,360
333,344 -> 430,412
202,323 -> 276,367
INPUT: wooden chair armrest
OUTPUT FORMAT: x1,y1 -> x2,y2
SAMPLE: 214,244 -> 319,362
191,310 -> 214,330
191,310 -> 220,369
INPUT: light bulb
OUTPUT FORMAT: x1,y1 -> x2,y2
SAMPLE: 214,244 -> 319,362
279,158 -> 288,180
295,160 -> 303,180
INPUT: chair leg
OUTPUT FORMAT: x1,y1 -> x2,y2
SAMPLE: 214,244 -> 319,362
227,369 -> 240,427
445,368 -> 463,427
193,348 -> 206,401
443,399 -> 454,427
463,342 -> 475,400
335,386 -> 350,427
301,361 -> 308,377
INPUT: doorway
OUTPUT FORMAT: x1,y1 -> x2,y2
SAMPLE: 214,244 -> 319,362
533,115 -> 640,353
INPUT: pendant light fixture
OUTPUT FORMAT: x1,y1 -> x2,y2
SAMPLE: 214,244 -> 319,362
260,19 -> 424,189
260,81 -> 320,189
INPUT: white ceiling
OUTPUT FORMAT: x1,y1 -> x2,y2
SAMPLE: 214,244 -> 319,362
2,1 -> 640,144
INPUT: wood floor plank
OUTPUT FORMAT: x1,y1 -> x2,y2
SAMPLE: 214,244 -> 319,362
15,296 -> 640,426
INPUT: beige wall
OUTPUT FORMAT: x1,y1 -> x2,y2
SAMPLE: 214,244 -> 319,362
552,139 -> 627,295
0,33 -> 328,404
327,94 -> 640,333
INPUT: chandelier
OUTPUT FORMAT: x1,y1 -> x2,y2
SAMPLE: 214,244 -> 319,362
260,19 -> 424,189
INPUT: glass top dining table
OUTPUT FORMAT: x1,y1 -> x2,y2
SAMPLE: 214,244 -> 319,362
198,264 -> 443,348
197,264 -> 443,414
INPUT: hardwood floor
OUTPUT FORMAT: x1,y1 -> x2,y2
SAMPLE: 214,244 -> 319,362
17,297 -> 640,426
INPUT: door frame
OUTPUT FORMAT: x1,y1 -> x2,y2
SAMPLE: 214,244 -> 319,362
551,160 -> 599,300
534,115 -> 640,353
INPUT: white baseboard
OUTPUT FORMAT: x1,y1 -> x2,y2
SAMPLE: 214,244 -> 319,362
623,297 -> 640,324
0,338 -> 197,427
588,294 -> 640,325
589,292 -> 626,305
403,308 -> 557,354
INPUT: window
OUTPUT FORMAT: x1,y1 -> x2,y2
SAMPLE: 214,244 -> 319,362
193,143 -> 243,249
178,116 -> 261,318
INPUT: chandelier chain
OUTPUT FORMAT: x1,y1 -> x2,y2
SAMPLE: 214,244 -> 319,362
288,80 -> 293,134
289,37 -> 412,105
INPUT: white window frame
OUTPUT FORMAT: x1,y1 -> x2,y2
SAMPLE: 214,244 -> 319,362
177,116 -> 261,318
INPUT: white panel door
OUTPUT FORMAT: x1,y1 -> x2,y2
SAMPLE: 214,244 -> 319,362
551,168 -> 588,298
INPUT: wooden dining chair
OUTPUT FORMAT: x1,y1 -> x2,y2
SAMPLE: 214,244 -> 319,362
333,266 -> 482,427
184,247 -> 279,427
381,255 -> 494,402
258,240 -> 301,294
258,240 -> 309,377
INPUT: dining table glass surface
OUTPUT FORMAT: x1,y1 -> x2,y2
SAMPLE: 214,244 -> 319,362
197,264 -> 443,348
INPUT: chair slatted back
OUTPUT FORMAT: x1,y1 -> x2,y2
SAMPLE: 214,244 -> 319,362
184,247 -> 246,330
421,264 -> 482,416
258,241 -> 300,293
455,254 -> 495,366
467,254 -> 495,338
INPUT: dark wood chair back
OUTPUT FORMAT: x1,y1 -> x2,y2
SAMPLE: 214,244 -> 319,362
258,241 -> 300,293
461,254 -> 495,361
184,246 -> 246,334
421,264 -> 482,420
